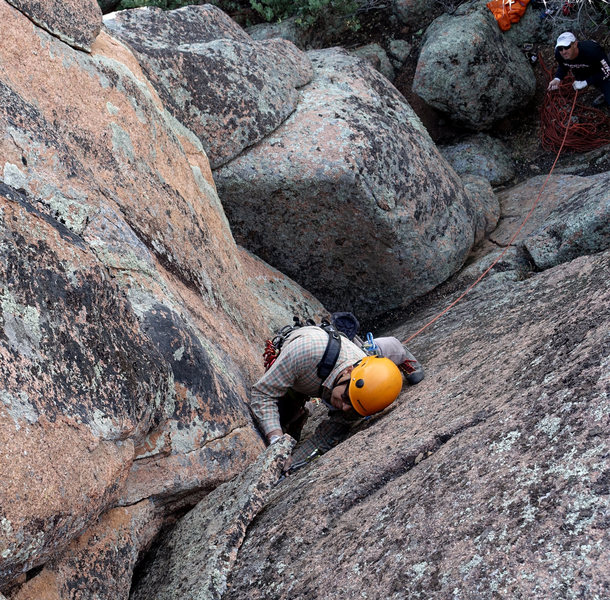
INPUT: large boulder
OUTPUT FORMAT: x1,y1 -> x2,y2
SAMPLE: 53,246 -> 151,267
439,133 -> 516,186
458,0 -> 548,46
215,48 -> 483,321
413,8 -> 536,129
0,182 -> 168,587
491,172 -> 610,269
103,5 -> 313,168
224,244 -> 610,599
0,0 -> 325,590
5,0 -> 102,52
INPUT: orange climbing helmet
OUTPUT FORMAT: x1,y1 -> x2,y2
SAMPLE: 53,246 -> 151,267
348,356 -> 403,417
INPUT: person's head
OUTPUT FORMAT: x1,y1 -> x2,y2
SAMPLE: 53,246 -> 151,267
330,356 -> 403,416
556,32 -> 579,60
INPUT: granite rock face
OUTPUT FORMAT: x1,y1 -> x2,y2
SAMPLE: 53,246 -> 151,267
215,48 -> 483,320
225,246 -> 610,600
0,182 -> 168,587
10,502 -> 163,600
460,174 -> 500,245
5,0 -> 102,51
491,172 -> 610,270
130,436 -> 295,600
413,8 -> 536,129
103,5 -> 313,168
439,133 -> 516,186
0,1 -> 324,591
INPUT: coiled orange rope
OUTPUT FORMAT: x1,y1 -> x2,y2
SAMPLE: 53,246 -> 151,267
403,52 -> 610,345
539,54 -> 610,152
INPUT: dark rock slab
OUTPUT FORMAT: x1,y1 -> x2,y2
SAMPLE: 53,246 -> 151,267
130,436 -> 295,600
440,133 -> 516,186
225,248 -> 610,599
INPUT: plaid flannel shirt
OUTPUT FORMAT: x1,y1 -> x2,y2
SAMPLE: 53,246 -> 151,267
288,335 -> 412,463
250,326 -> 366,436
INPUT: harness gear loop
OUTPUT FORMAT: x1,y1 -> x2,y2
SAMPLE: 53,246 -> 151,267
263,339 -> 279,371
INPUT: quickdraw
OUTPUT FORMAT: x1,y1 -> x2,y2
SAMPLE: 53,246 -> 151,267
263,339 -> 279,371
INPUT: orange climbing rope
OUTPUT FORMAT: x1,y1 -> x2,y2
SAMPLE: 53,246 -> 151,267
403,91 -> 581,346
539,54 -> 610,152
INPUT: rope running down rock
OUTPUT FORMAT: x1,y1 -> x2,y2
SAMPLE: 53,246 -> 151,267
403,91 -> 581,345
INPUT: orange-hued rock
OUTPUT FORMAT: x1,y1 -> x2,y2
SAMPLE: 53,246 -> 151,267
11,502 -> 163,600
0,184 -> 167,587
0,1 -> 325,590
5,0 -> 102,51
103,5 -> 313,168
130,437 -> 294,600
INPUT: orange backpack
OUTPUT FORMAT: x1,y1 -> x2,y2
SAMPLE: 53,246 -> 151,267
487,0 -> 531,31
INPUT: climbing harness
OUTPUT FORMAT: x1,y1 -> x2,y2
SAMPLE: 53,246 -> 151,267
263,312 -> 384,376
263,317 -> 316,371
263,315 -> 344,379
403,89 -> 582,346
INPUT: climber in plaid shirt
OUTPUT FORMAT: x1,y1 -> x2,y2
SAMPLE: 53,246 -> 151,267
250,326 -> 424,470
